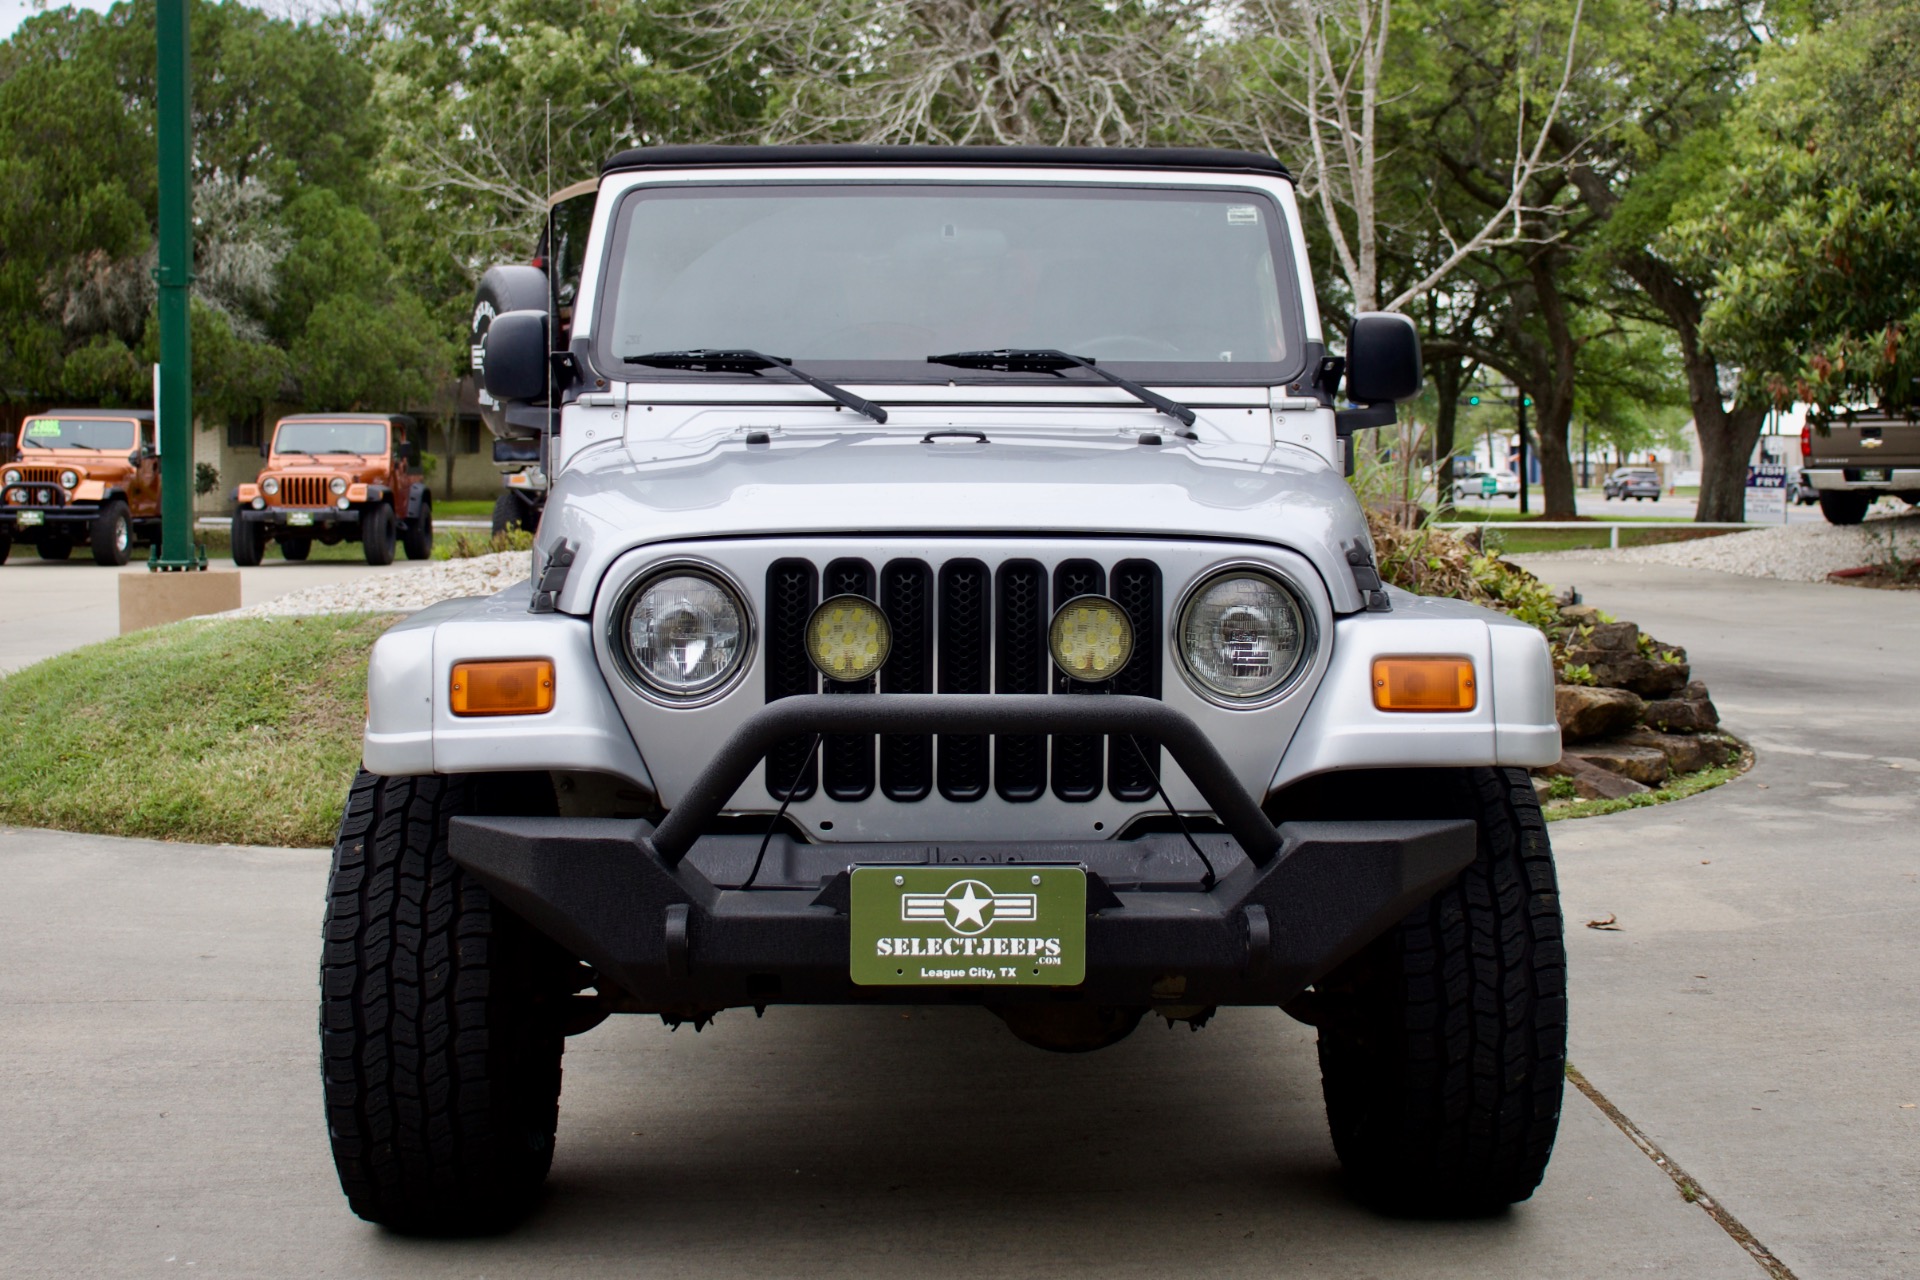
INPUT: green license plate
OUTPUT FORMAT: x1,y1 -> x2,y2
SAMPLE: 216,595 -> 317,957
17,510 -> 43,527
287,511 -> 314,526
850,865 -> 1086,986
1856,468 -> 1890,483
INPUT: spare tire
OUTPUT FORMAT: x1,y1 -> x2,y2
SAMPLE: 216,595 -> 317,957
471,265 -> 550,439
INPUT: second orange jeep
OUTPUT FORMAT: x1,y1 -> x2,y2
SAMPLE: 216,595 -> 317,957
232,413 -> 433,565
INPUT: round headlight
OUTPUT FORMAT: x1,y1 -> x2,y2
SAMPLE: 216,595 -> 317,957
330,476 -> 348,495
6,488 -> 25,505
1177,571 -> 1308,701
1048,595 -> 1133,681
622,571 -> 749,698
261,476 -> 279,496
59,470 -> 79,489
2,469 -> 18,486
806,595 -> 891,682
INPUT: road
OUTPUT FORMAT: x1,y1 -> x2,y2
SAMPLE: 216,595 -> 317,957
1,562 -> 1913,1277
0,557 -> 434,674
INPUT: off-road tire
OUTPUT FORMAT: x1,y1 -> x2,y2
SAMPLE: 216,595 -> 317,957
280,535 -> 312,561
1313,766 -> 1566,1215
90,500 -> 131,566
230,513 -> 263,567
36,537 -> 71,561
361,503 -> 396,566
402,498 -> 434,561
1818,491 -> 1870,525
490,491 -> 528,538
321,770 -> 572,1234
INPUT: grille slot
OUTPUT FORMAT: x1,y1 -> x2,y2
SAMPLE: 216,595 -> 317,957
879,559 -> 933,800
820,558 -> 875,802
764,559 -> 819,800
994,561 -> 1048,802
1107,559 -> 1163,801
278,476 -> 330,507
936,560 -> 991,801
1050,559 -> 1107,802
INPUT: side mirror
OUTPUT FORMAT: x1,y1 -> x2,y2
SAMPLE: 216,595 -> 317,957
259,440 -> 270,458
1344,313 -> 1423,405
482,310 -> 551,403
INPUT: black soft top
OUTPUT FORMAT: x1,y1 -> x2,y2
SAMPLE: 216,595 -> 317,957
601,144 -> 1293,181
40,407 -> 156,422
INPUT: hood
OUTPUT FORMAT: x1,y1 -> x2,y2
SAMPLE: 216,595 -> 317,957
542,430 -> 1374,615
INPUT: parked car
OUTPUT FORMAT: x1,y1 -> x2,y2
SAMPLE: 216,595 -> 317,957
1602,467 -> 1662,500
324,145 -> 1567,1234
1450,467 -> 1519,501
231,413 -> 432,565
1800,413 -> 1920,524
0,409 -> 159,565
1792,470 -> 1819,505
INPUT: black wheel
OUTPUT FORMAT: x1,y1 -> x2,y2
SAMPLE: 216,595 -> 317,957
1818,491 -> 1870,525
90,500 -> 132,566
491,491 -> 528,538
36,537 -> 71,561
230,513 -> 264,567
0,530 -> 10,564
402,497 -> 434,560
1312,767 -> 1566,1215
280,536 -> 312,562
321,770 -> 573,1234
361,503 -> 395,566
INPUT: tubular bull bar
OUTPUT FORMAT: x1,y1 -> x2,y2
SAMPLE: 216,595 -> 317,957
448,695 -> 1477,1009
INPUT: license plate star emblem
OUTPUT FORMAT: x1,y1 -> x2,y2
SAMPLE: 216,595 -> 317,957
901,878 -> 1036,934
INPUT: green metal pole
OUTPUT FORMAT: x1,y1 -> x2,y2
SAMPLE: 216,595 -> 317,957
152,0 -> 200,571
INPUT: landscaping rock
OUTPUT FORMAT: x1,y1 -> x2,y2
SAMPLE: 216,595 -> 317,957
1555,683 -> 1646,741
1615,727 -> 1728,774
1583,620 -> 1640,652
1538,753 -> 1650,800
1587,653 -> 1691,697
1564,743 -> 1670,786
1642,691 -> 1720,732
1557,604 -> 1602,629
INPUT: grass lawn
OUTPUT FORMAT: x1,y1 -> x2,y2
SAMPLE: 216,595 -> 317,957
435,499 -> 496,517
0,614 -> 392,847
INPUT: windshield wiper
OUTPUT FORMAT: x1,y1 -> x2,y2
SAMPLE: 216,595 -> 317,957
927,349 -> 1196,429
626,349 -> 887,424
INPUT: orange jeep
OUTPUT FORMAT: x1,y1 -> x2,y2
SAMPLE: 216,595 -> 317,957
232,413 -> 433,566
0,409 -> 159,566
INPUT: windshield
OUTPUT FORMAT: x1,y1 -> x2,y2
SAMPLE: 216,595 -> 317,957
19,417 -> 136,450
275,421 -> 388,455
597,183 -> 1301,382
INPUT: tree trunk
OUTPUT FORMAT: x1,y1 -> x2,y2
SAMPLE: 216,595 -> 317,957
1526,254 -> 1581,519
1431,355 -> 1464,500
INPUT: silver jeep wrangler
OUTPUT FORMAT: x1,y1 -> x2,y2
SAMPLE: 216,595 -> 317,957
321,146 -> 1566,1233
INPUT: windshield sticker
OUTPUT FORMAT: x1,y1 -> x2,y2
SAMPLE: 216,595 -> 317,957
25,421 -> 61,437
1227,206 -> 1259,224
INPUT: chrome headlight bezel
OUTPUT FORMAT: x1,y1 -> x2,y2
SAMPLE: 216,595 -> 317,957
607,560 -> 756,705
261,476 -> 280,496
330,476 -> 348,495
2,469 -> 19,486
1173,564 -> 1317,707
59,469 -> 79,490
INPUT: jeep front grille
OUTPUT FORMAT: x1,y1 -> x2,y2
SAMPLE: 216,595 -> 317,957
275,476 -> 331,507
764,556 -> 1162,805
13,467 -> 63,487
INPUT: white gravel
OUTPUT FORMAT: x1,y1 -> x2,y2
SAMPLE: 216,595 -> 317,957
1522,509 -> 1920,583
222,552 -> 532,618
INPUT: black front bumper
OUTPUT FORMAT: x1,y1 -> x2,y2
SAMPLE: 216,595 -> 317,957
448,695 -> 1477,1010
0,504 -> 101,532
236,506 -> 361,531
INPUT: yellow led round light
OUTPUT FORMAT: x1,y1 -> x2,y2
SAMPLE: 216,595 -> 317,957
805,594 -> 892,682
1048,595 -> 1134,681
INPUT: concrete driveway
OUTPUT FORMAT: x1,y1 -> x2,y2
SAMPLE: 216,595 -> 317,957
0,561 -> 1912,1277
0,557 -> 433,674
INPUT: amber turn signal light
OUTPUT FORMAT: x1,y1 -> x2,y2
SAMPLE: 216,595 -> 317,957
450,659 -> 555,716
1372,657 -> 1476,712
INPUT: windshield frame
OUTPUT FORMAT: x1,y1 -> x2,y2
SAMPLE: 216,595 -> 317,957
271,419 -> 392,458
589,178 -> 1311,389
18,416 -> 139,451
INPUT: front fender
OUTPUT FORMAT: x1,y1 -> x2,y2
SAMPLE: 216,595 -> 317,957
1271,590 -> 1560,791
363,581 -> 654,790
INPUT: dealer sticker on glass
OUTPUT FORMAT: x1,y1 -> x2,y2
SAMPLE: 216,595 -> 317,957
850,865 -> 1085,986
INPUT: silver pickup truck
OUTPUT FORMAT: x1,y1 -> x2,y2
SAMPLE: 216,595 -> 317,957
320,145 -> 1566,1233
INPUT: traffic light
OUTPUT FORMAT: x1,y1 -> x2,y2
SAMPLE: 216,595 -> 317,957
1522,396 -> 1533,407
1467,394 -> 1481,406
